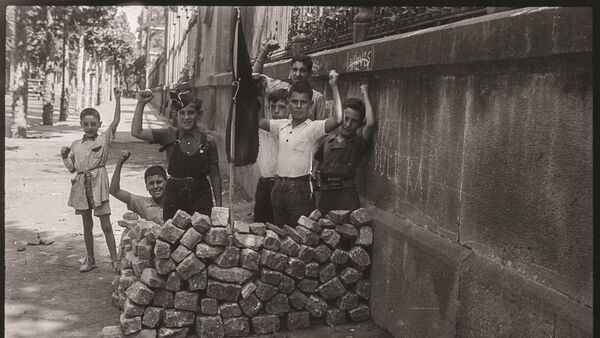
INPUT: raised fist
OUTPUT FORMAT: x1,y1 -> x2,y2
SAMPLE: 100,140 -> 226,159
113,87 -> 122,99
329,69 -> 339,86
263,39 -> 280,53
61,146 -> 71,159
118,150 -> 131,164
360,83 -> 369,93
137,90 -> 153,104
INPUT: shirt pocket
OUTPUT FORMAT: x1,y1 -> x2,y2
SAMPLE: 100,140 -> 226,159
291,139 -> 309,154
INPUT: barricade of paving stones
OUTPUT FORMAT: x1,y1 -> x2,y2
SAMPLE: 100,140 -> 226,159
103,207 -> 373,338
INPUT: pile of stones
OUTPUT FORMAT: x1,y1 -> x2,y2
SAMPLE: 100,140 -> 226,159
103,207 -> 373,337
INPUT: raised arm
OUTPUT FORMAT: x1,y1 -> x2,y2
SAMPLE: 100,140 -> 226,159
259,118 -> 271,131
360,84 -> 376,140
108,88 -> 122,133
131,90 -> 155,142
209,163 -> 222,207
324,70 -> 343,133
252,39 -> 280,74
109,151 -> 133,205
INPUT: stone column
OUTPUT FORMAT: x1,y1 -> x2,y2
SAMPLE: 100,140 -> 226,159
353,7 -> 374,44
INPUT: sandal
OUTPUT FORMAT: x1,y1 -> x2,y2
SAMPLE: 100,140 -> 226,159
79,256 -> 97,273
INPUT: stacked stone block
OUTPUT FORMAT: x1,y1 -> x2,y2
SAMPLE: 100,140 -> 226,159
106,207 -> 373,337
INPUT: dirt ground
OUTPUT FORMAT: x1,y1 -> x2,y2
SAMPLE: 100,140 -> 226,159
4,97 -> 389,338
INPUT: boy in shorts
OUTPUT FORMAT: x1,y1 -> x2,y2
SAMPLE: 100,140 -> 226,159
61,88 -> 122,272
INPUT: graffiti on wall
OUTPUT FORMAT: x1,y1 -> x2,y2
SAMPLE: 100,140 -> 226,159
346,46 -> 373,72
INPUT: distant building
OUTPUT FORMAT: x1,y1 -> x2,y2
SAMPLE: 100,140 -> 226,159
137,6 -> 166,88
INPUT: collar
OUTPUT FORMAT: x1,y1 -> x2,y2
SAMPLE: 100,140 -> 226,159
179,127 -> 200,140
288,118 -> 311,129
82,133 -> 98,142
329,132 -> 359,147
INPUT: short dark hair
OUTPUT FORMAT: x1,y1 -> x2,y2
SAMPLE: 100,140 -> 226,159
144,165 -> 167,182
288,82 -> 313,101
80,108 -> 101,121
344,98 -> 366,120
267,88 -> 288,103
290,54 -> 313,73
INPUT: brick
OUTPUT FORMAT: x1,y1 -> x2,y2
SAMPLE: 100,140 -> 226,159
319,263 -> 337,283
336,224 -> 358,239
349,208 -> 372,226
200,298 -> 218,315
206,281 -> 241,302
286,257 -> 306,279
126,281 -> 154,305
142,307 -> 162,328
296,226 -> 320,246
141,268 -> 166,288
320,229 -> 341,249
154,240 -> 171,259
349,246 -> 371,267
119,270 -> 138,290
249,222 -> 266,236
348,304 -> 370,322
171,210 -> 192,229
280,236 -> 300,257
101,325 -> 123,338
356,226 -> 373,247
233,233 -> 264,250
305,295 -> 328,318
219,302 -> 242,319
239,294 -> 263,317
297,216 -> 321,233
318,218 -> 336,229
162,309 -> 195,327
118,219 -> 138,229
132,239 -> 139,256
265,222 -> 287,237
308,209 -> 322,221
205,227 -> 230,246
129,329 -> 156,338
195,316 -> 224,338
297,279 -> 318,293
157,327 -> 189,338
265,293 -> 290,314
263,230 -> 281,251
240,248 -> 260,271
313,244 -> 332,263
318,277 -> 346,300
251,314 -> 280,335
195,243 -> 224,259
208,265 -> 253,284
152,289 -> 174,308
176,254 -> 205,280
241,281 -> 257,299
340,267 -> 363,285
223,317 -> 250,337
170,245 -> 192,264
210,207 -> 230,227
165,272 -> 183,291
131,257 -> 152,277
331,249 -> 349,265
188,270 -> 208,290
336,292 -> 358,311
260,249 -> 287,271
130,225 -> 142,241
327,210 -> 351,224
120,313 -> 142,335
261,268 -> 283,285
154,258 -> 176,275
255,280 -> 278,301
174,291 -> 199,311
297,245 -> 314,263
123,211 -> 140,220
191,212 -> 211,233
289,290 -> 308,310
287,311 -> 310,331
278,275 -> 295,294
283,225 -> 303,244
355,279 -> 371,300
215,246 -> 240,268
305,262 -> 320,278
111,292 -> 120,310
233,220 -> 250,233
159,222 -> 185,244
180,227 -> 203,249
137,238 -> 153,260
325,307 -> 346,326
124,298 -> 146,317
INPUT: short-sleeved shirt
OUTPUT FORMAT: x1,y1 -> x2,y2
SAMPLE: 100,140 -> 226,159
315,133 -> 367,180
270,119 -> 327,177
151,127 -> 219,169
128,194 -> 164,225
257,130 -> 278,178
65,129 -> 114,210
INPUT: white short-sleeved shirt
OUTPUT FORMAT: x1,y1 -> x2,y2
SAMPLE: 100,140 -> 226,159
269,119 -> 327,177
257,129 -> 278,178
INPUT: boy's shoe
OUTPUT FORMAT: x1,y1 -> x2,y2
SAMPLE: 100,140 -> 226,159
79,256 -> 97,273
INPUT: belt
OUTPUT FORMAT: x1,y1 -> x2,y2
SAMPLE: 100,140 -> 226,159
168,176 -> 196,181
76,165 -> 105,176
275,175 -> 310,182
321,176 -> 356,189
259,177 -> 277,182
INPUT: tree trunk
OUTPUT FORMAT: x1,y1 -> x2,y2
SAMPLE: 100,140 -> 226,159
83,56 -> 91,108
9,7 -> 28,138
91,55 -> 98,107
76,34 -> 84,112
42,7 -> 57,126
59,23 -> 70,121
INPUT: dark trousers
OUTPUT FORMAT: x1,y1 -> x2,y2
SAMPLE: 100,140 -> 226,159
254,177 -> 276,223
317,187 -> 360,214
271,178 -> 315,227
163,176 -> 213,221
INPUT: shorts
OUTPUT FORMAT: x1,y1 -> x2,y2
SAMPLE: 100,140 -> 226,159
75,200 -> 111,217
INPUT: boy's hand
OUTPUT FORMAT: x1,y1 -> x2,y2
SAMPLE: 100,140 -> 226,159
137,90 -> 153,105
360,83 -> 369,94
61,146 -> 71,159
263,39 -> 280,53
114,87 -> 122,99
118,151 -> 131,164
329,70 -> 339,86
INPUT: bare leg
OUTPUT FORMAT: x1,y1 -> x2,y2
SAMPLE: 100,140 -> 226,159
81,210 -> 95,260
99,214 -> 117,263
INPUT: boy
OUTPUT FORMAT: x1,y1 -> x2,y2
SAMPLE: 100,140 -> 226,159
131,90 -> 222,221
109,151 -> 165,225
314,83 -> 376,213
258,71 -> 343,227
254,88 -> 289,223
61,88 -> 121,272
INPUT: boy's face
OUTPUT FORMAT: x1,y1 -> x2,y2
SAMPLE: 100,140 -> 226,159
289,61 -> 311,84
177,107 -> 199,131
80,115 -> 101,136
288,91 -> 312,121
145,175 -> 166,199
269,99 -> 288,119
340,107 -> 363,137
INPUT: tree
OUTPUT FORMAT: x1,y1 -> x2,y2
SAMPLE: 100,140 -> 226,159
7,6 -> 29,137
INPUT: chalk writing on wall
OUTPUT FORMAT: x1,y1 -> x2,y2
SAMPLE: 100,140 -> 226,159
346,46 -> 374,72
